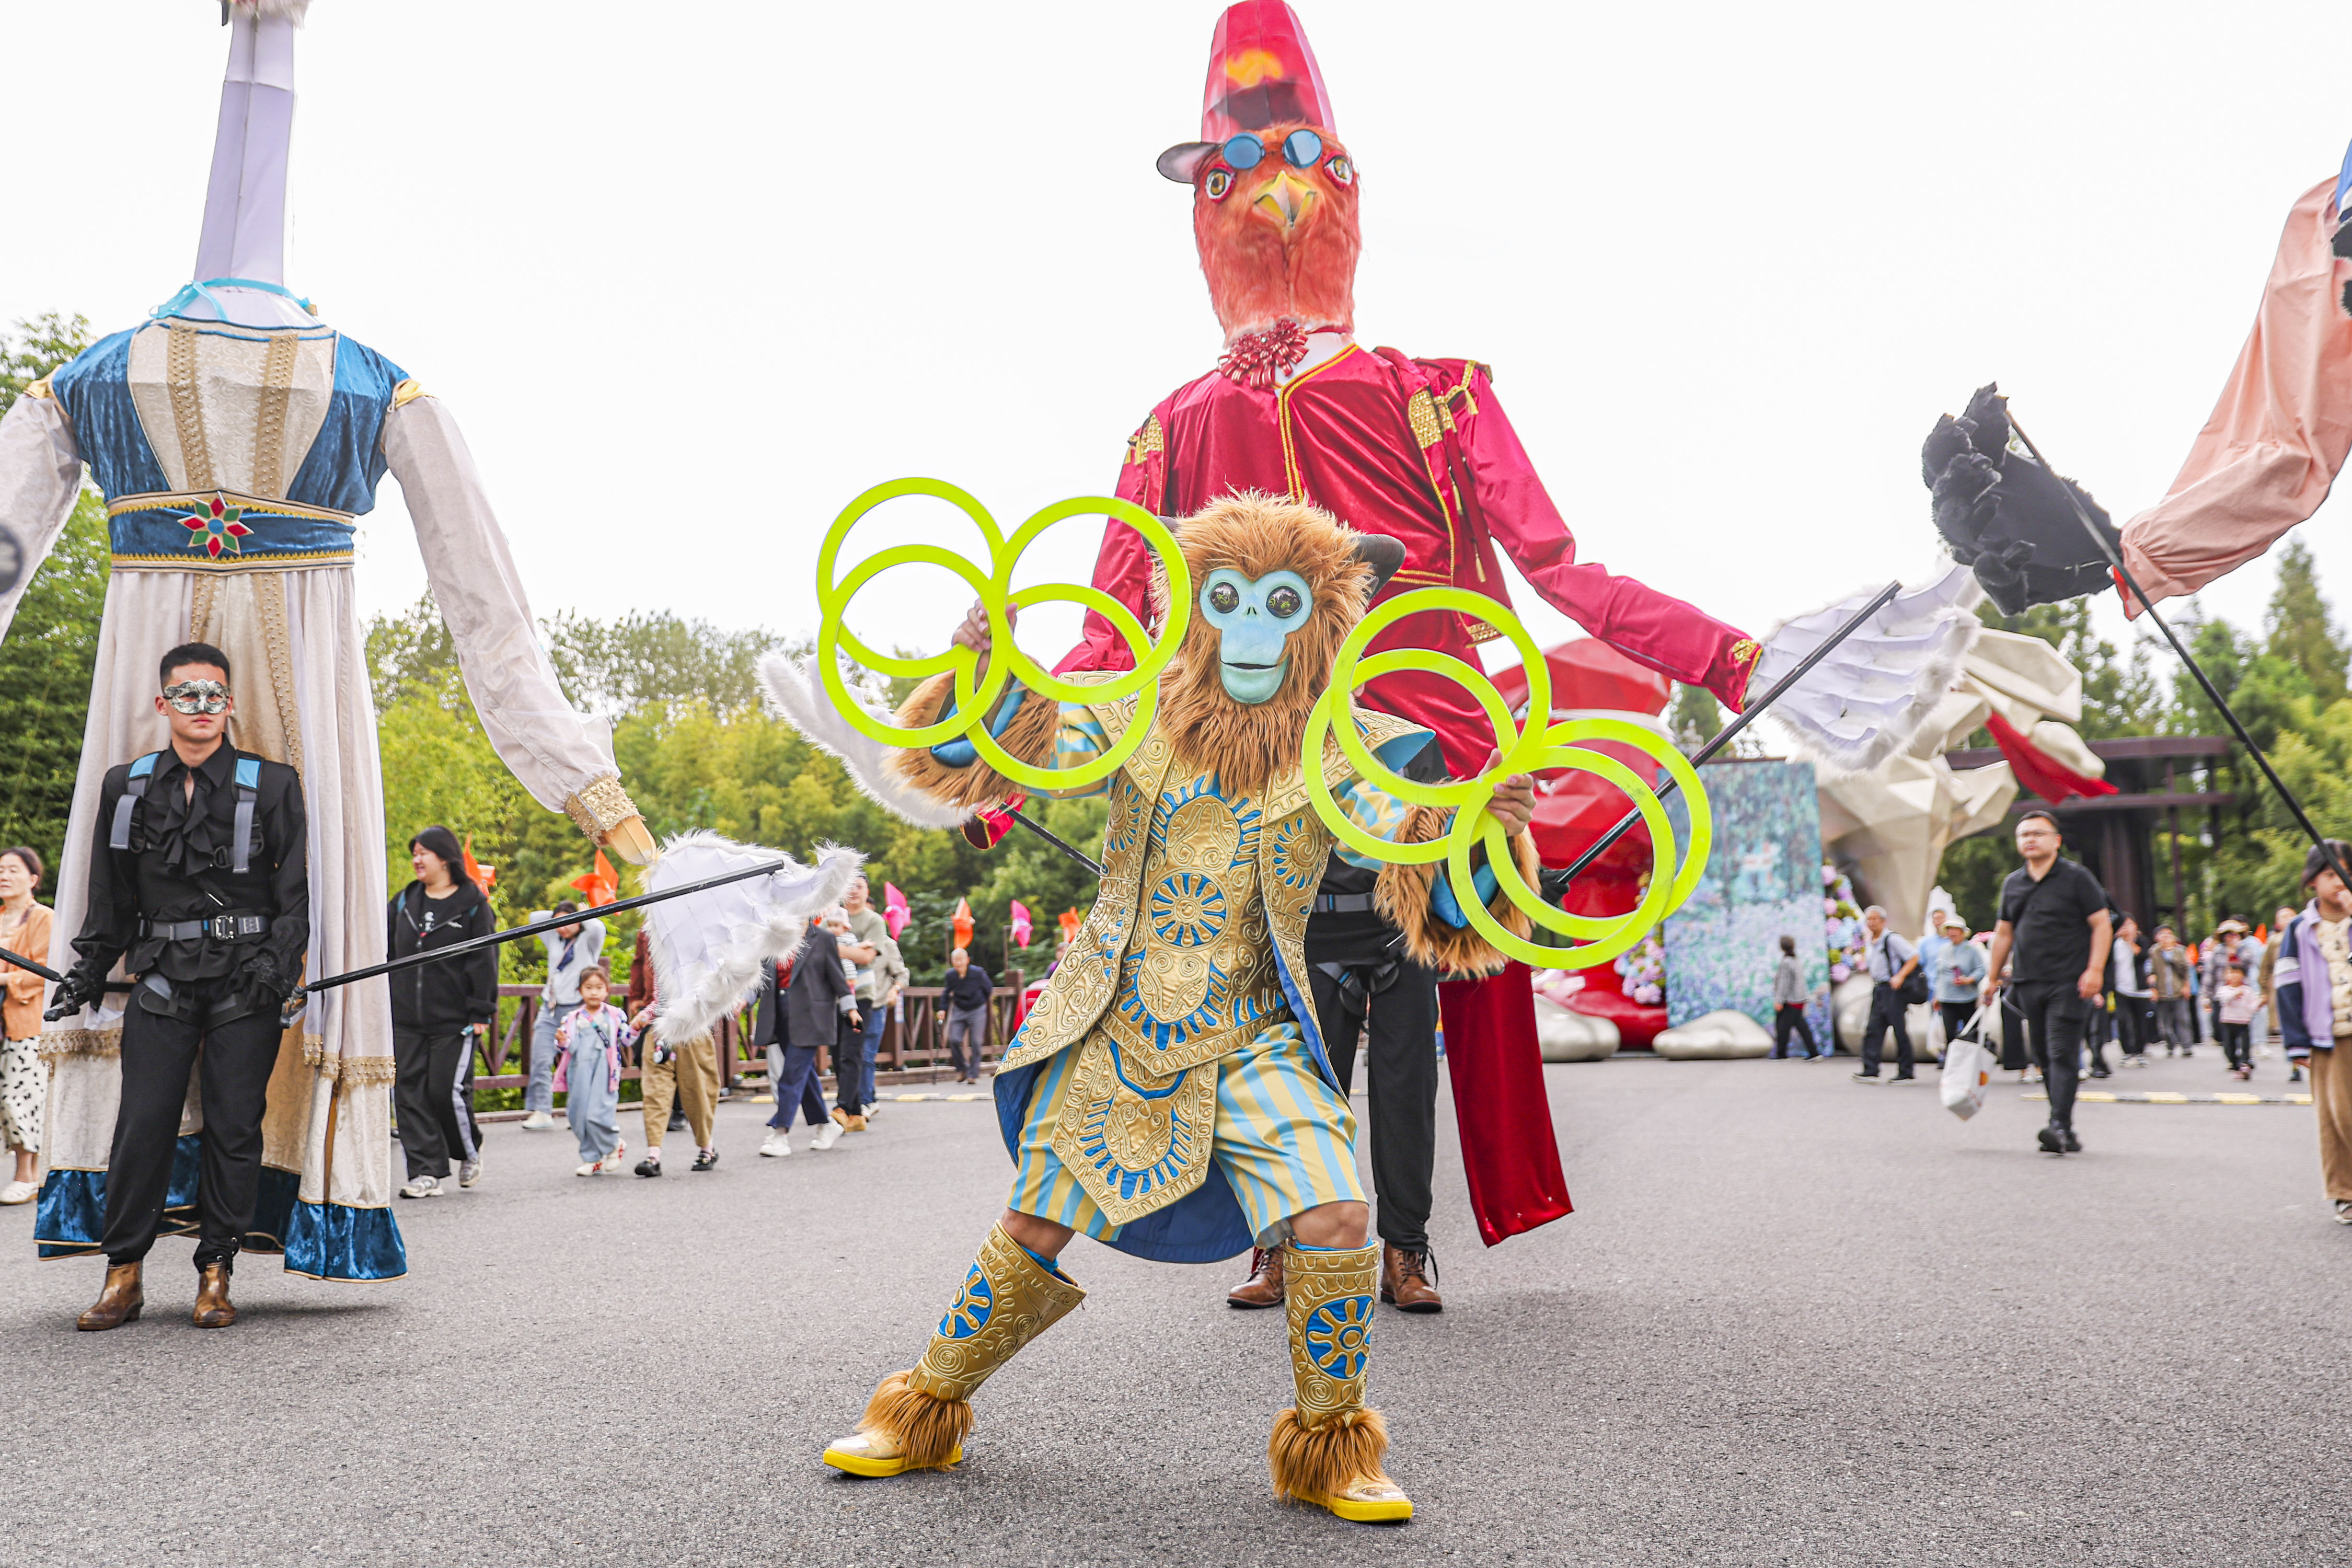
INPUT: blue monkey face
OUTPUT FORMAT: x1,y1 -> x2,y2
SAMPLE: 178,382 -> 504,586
1201,568 -> 1313,704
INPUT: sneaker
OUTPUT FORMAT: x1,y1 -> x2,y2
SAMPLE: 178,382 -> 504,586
812,1121 -> 844,1151
634,1154 -> 663,1178
0,1179 -> 36,1205
575,1161 -> 601,1177
1887,1074 -> 1920,1083
2334,1200 -> 2352,1225
1850,1072 -> 1882,1083
398,1175 -> 441,1199
521,1111 -> 554,1131
2289,1067 -> 2305,1083
2037,1125 -> 2066,1155
691,1147 -> 720,1172
458,1158 -> 481,1189
2060,1127 -> 2082,1153
759,1133 -> 792,1158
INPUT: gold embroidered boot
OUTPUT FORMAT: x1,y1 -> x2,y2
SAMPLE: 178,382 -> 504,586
1269,1241 -> 1412,1523
823,1223 -> 1085,1478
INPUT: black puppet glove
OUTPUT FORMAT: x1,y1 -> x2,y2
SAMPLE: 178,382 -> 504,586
1923,383 -> 2122,616
42,969 -> 101,1022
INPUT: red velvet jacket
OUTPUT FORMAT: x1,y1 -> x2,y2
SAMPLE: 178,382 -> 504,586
1055,344 -> 1758,774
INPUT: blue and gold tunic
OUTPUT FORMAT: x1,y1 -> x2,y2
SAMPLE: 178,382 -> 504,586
973,674 -> 1488,1262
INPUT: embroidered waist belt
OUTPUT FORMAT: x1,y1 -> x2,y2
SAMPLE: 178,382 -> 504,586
107,489 -> 357,571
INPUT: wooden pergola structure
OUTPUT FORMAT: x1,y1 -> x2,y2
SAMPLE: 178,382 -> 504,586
1943,735 -> 2233,932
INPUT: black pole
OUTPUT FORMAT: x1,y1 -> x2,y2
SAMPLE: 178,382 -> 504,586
296,855 -> 806,997
1004,806 -> 1102,877
1548,580 -> 1907,891
2002,411 -> 2352,896
0,946 -> 62,985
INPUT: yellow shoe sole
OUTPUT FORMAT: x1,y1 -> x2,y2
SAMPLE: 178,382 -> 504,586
1300,1489 -> 1414,1524
822,1443 -> 961,1478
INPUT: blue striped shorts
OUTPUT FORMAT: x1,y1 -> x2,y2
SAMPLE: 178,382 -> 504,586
1006,1022 -> 1364,1248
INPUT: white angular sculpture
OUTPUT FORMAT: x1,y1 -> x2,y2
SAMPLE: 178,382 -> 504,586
1820,627 -> 2105,937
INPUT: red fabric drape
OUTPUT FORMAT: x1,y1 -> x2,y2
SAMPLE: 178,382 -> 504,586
1984,711 -> 2118,804
1438,963 -> 1573,1246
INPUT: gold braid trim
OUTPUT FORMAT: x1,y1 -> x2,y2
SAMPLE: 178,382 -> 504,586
1374,804 -> 1539,978
166,322 -> 214,492
256,571 -> 302,775
883,672 -> 1066,812
22,375 -> 54,400
251,330 -> 298,498
302,1036 -> 331,1070
561,775 -> 639,838
38,1025 -> 122,1061
332,1056 -> 397,1088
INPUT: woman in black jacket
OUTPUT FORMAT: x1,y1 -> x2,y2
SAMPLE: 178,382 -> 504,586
388,825 -> 499,1198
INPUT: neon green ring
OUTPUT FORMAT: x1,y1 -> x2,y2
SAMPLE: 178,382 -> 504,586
814,479 -> 1190,791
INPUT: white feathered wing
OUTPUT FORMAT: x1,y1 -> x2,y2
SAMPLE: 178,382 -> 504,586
1748,560 -> 1984,775
757,652 -> 971,829
642,831 -> 865,1046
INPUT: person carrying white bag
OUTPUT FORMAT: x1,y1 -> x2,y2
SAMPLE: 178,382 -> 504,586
1940,1006 -> 1994,1120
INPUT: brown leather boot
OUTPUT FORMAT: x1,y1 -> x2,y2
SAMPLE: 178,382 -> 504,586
75,1261 -> 144,1331
192,1263 -> 237,1329
1226,1244 -> 1285,1309
1380,1243 -> 1443,1313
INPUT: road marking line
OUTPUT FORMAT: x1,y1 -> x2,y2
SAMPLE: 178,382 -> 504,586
2022,1091 -> 2312,1105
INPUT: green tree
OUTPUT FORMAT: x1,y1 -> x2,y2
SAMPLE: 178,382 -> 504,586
2264,538 -> 2347,703
0,312 -> 91,414
1668,682 -> 1722,749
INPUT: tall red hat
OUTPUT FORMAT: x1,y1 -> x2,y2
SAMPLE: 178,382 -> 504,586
1157,2 -> 1337,183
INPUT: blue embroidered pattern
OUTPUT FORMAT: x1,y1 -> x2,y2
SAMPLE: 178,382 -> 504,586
1270,816 -> 1318,892
1149,871 -> 1228,947
1304,1295 -> 1376,1379
937,1264 -> 995,1340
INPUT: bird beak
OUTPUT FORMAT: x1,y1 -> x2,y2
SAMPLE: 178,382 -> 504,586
1251,169 -> 1316,234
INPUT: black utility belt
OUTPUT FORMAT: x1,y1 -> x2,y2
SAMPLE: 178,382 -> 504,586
1312,892 -> 1378,914
140,912 -> 272,943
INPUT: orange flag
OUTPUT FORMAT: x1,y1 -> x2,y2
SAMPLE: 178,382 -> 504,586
570,848 -> 618,909
952,897 -> 975,951
460,835 -> 498,896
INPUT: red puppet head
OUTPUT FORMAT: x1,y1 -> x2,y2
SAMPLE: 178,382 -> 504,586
1158,2 -> 1360,370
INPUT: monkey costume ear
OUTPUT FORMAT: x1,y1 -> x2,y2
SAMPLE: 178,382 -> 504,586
1352,533 -> 1405,598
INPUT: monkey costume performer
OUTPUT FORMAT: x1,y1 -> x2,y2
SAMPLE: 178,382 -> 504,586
765,495 -> 1542,1522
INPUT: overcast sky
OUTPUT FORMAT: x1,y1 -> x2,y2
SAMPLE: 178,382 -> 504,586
7,1 -> 2352,684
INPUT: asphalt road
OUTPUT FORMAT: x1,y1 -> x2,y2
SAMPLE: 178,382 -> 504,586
1,1044 -> 2344,1568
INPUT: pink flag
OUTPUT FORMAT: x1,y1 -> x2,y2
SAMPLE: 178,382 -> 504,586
883,882 -> 910,939
1009,900 -> 1034,949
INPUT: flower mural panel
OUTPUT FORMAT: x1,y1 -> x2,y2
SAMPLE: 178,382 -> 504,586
1662,760 -> 1831,1039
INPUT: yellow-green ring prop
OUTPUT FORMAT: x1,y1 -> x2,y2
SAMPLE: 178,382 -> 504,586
1299,588 -> 1712,970
814,479 -> 1190,791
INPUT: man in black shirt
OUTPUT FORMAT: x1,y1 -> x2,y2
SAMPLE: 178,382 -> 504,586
45,643 -> 308,1330
1981,809 -> 2112,1155
1228,729 -> 1449,1315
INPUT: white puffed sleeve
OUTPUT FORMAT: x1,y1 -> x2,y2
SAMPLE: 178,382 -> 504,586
379,392 -> 641,842
0,388 -> 88,641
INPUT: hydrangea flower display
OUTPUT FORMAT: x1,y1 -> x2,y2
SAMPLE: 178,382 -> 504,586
1821,865 -> 1866,984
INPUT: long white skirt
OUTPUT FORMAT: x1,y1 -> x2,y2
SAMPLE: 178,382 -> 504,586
36,561 -> 404,1279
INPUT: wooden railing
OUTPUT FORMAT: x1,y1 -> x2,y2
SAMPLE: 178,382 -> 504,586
471,974 -> 1026,1119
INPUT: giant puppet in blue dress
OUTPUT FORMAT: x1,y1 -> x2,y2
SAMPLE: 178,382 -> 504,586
0,1 -> 655,1282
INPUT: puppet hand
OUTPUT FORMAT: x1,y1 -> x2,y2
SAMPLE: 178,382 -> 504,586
601,815 -> 658,867
1480,750 -> 1536,835
1746,564 -> 1983,775
42,971 -> 97,1022
756,653 -> 974,830
1922,382 -> 2122,615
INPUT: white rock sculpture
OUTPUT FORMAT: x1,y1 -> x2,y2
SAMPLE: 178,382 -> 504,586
1652,1009 -> 1774,1059
1534,996 -> 1621,1062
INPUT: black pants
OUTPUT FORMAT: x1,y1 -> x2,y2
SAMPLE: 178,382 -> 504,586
2220,1021 -> 2252,1069
103,985 -> 282,1270
2084,1001 -> 2112,1076
393,1030 -> 473,1181
2010,982 -> 2088,1131
1939,1000 -> 1979,1045
1860,982 -> 1915,1078
832,1018 -> 865,1116
2115,996 -> 2149,1057
1772,1004 -> 1820,1057
1310,960 -> 1438,1252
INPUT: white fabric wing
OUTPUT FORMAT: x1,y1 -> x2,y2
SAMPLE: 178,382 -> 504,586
757,652 -> 972,829
0,395 -> 87,640
643,831 -> 865,1046
1750,561 -> 1984,775
382,397 -> 624,812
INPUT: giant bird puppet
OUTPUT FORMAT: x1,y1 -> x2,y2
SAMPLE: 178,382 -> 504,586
1050,2 -> 1985,1251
